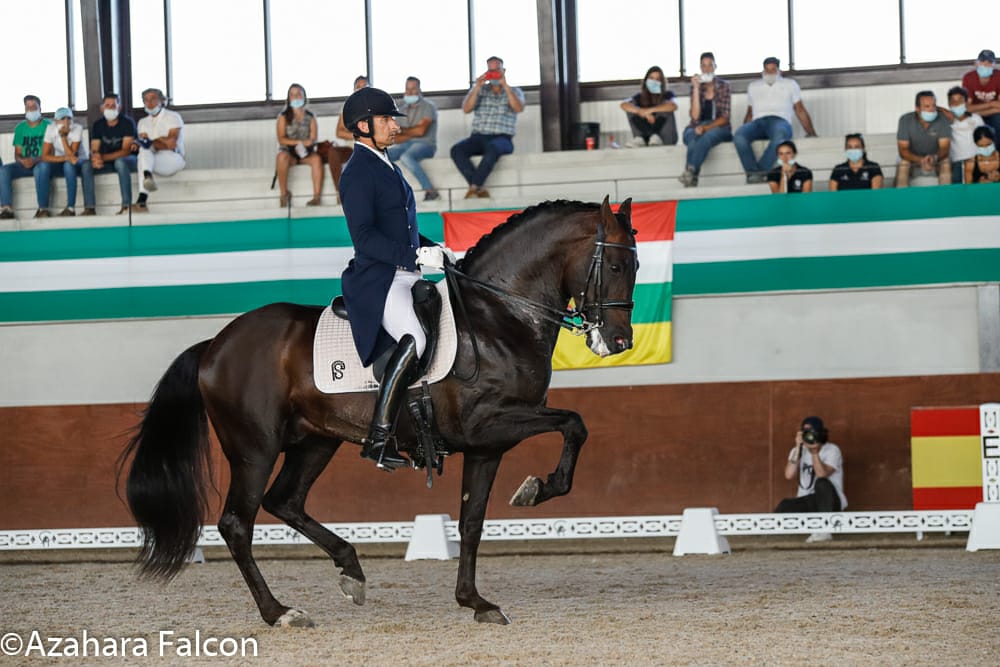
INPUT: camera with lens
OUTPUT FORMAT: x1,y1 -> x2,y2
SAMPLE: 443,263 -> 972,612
802,430 -> 818,444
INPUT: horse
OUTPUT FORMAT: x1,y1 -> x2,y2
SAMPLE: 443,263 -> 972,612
119,196 -> 638,627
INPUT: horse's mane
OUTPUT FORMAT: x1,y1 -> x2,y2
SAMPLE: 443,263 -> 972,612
457,199 -> 600,272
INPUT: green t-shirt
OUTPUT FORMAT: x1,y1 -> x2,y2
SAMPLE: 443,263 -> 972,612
13,119 -> 50,159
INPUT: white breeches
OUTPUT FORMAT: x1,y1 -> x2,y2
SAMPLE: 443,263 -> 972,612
137,148 -> 186,193
381,269 -> 426,356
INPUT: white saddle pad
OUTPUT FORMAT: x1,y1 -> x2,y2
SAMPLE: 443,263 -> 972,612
312,280 -> 458,394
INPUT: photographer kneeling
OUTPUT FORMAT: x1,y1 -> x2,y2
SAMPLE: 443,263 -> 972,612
775,416 -> 847,543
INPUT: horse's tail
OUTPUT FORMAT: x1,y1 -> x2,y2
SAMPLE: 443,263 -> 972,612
117,339 -> 213,581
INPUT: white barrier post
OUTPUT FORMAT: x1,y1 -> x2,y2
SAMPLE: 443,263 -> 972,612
405,514 -> 459,561
673,507 -> 730,556
967,403 -> 1000,551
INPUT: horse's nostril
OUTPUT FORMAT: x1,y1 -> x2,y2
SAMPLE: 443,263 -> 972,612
614,335 -> 630,351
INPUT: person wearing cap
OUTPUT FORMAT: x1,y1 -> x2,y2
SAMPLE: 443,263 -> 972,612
960,50 -> 1000,137
895,90 -> 952,187
775,416 -> 847,543
734,56 -> 817,184
339,86 -> 454,470
0,94 -> 53,219
387,76 -> 440,202
42,107 -> 96,217
90,92 -> 138,214
450,56 -> 525,198
131,87 -> 185,213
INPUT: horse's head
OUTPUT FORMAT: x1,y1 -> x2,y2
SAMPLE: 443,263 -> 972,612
575,196 -> 638,357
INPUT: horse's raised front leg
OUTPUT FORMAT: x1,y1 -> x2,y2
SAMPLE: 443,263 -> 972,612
455,452 -> 509,624
499,407 -> 588,507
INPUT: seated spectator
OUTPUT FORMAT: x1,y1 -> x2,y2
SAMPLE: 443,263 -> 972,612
42,107 -> 96,216
336,75 -> 369,143
90,92 -> 138,214
735,57 -> 817,183
965,125 -> 1000,184
450,56 -> 525,199
132,88 -> 185,213
620,66 -> 678,148
0,94 -> 53,219
895,90 -> 951,187
767,140 -> 812,193
961,49 -> 1000,138
387,76 -> 439,201
829,133 -> 883,191
275,83 -> 323,207
775,416 -> 847,543
946,86 -> 984,184
678,52 -> 732,187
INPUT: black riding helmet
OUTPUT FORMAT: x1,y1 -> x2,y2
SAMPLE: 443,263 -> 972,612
342,87 -> 404,138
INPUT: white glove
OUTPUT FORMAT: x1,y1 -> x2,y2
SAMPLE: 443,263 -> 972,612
415,246 -> 445,270
442,246 -> 457,265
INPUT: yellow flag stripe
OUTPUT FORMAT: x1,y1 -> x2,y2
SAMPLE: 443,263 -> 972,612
910,436 -> 983,487
552,322 -> 671,370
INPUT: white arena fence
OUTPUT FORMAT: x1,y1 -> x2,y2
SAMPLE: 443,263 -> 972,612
0,510 -> 976,552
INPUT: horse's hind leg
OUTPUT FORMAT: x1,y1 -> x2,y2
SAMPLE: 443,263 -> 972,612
262,435 -> 366,605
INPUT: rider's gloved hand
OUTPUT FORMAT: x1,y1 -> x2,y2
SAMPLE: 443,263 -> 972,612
415,246 -> 445,270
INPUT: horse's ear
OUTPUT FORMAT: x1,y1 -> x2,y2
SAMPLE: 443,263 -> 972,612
617,197 -> 632,223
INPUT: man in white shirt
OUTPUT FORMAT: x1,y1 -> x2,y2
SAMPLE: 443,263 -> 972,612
775,416 -> 847,543
734,57 -> 817,183
132,87 -> 185,212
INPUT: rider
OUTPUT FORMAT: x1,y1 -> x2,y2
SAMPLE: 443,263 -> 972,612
339,86 -> 451,470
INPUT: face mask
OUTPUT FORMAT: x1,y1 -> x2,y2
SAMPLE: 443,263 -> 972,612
25,110 -> 41,122
845,148 -> 864,162
699,73 -> 714,83
978,65 -> 994,78
920,110 -> 938,122
145,104 -> 162,115
103,108 -> 119,122
645,78 -> 662,94
978,144 -> 997,157
781,157 -> 796,166
289,98 -> 305,109
950,104 -> 966,117
763,73 -> 778,85
403,95 -> 419,105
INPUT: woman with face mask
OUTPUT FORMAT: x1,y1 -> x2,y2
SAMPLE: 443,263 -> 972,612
829,133 -> 883,191
767,140 -> 812,194
619,66 -> 678,148
965,126 -> 1000,184
945,86 -> 985,184
275,83 -> 323,208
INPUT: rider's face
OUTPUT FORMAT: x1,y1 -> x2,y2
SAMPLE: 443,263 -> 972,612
370,115 -> 399,149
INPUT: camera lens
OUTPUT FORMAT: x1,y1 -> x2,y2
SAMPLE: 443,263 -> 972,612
803,431 -> 816,444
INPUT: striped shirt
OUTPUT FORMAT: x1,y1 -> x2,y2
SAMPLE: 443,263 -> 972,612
471,86 -> 525,136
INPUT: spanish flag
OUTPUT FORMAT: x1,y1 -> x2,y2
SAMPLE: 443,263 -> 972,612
911,407 -> 983,509
442,201 -> 674,370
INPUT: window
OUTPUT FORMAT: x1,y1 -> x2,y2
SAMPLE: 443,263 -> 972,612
370,0 -> 469,93
129,1 -> 167,108
792,2 -> 898,69
902,1 -> 994,64
71,0 -> 90,112
682,0 -> 787,75
270,0 -> 367,100
472,0 -> 540,87
578,0 -> 680,82
1,0 -> 69,115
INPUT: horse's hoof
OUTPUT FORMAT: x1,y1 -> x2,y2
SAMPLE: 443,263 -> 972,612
474,608 -> 511,625
275,608 -> 315,628
339,574 -> 366,606
509,476 -> 541,506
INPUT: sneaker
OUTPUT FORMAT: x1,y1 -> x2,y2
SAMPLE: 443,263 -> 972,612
34,209 -> 51,218
130,203 -> 148,214
143,173 -> 157,192
423,190 -> 441,201
0,208 -> 15,220
805,532 -> 833,543
115,206 -> 129,215
58,207 -> 76,217
477,188 -> 491,198
627,136 -> 646,148
648,134 -> 664,146
677,168 -> 698,188
81,208 -> 96,216
464,186 -> 479,199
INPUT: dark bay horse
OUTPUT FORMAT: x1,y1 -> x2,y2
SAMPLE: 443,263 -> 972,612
120,196 -> 638,627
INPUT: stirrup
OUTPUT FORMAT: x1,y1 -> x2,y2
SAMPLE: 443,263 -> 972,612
361,429 -> 408,471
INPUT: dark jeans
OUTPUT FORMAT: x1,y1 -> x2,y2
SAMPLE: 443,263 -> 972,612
627,113 -> 678,145
450,133 -> 514,187
93,155 -> 137,206
774,478 -> 842,513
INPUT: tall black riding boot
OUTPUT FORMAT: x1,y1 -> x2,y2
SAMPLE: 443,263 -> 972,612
361,334 -> 419,470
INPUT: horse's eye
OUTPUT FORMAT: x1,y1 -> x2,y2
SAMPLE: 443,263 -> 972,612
609,263 -> 622,273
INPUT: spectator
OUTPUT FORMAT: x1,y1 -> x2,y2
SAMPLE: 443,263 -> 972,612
387,76 -> 440,201
961,49 -> 1000,138
41,107 -> 96,216
734,57 -> 817,184
767,140 -> 812,193
90,92 -> 138,214
946,86 -> 985,184
678,52 -> 732,187
132,88 -> 185,212
275,83 -> 323,208
620,66 -> 678,148
775,416 -> 847,543
829,133 -> 883,191
336,75 -> 370,143
895,90 -> 951,187
0,94 -> 53,219
965,125 -> 1000,184
450,56 -> 525,199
